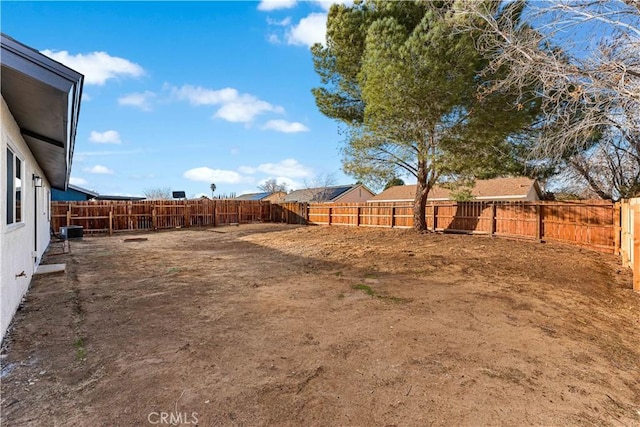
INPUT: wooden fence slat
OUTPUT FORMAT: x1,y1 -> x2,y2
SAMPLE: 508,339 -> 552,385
634,202 -> 640,292
614,202 -> 621,256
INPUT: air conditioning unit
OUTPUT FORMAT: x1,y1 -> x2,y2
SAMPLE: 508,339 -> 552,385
60,225 -> 83,239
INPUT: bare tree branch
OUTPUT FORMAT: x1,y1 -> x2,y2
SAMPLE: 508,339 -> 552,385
458,0 -> 640,199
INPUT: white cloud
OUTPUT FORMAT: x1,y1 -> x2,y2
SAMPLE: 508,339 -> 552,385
170,84 -> 284,123
89,130 -> 121,144
183,167 -> 250,184
263,3 -> 351,48
267,16 -> 292,26
313,1 -> 353,11
69,177 -> 88,186
172,85 -> 238,106
267,34 -> 282,44
215,96 -> 284,123
85,165 -> 114,175
287,13 -> 327,47
258,0 -> 297,11
239,159 -> 312,179
267,34 -> 281,44
41,50 -> 144,85
266,16 -> 292,45
118,91 -> 156,111
257,158 -> 313,178
82,93 -> 92,101
238,166 -> 256,174
262,119 -> 309,133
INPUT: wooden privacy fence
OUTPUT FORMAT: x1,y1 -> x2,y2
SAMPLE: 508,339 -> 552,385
51,199 -> 271,234
53,199 -> 617,253
619,198 -> 640,292
50,198 -> 638,291
269,202 -> 308,224
306,200 -> 617,254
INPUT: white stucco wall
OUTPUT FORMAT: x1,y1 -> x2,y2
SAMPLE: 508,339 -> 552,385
1,96 -> 52,342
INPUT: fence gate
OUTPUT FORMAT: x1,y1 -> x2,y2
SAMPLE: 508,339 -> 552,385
619,198 -> 640,292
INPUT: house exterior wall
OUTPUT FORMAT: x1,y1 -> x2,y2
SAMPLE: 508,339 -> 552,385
263,192 -> 286,203
1,96 -> 51,342
525,185 -> 540,201
334,185 -> 375,203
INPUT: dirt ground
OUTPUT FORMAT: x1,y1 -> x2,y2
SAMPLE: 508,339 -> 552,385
1,224 -> 639,426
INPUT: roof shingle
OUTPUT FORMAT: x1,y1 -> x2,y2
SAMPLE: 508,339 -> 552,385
235,192 -> 272,201
369,177 -> 539,202
283,185 -> 354,203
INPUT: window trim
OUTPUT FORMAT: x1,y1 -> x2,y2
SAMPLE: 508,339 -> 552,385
6,144 -> 24,227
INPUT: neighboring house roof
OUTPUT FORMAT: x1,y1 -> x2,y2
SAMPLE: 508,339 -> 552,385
235,191 -> 287,202
283,184 -> 374,203
94,195 -> 146,201
283,185 -> 352,203
369,177 -> 542,202
1,33 -> 83,190
51,184 -> 99,201
51,185 -> 146,201
68,184 -> 99,198
235,192 -> 273,201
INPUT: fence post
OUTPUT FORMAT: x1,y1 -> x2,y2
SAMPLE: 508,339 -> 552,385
535,204 -> 543,242
614,202 -> 621,255
356,206 -> 361,227
152,207 -> 157,230
633,205 -> 640,292
328,207 -> 332,225
621,202 -> 629,266
109,210 -> 113,236
184,204 -> 190,228
391,206 -> 396,228
239,203 -> 243,224
66,204 -> 71,227
490,203 -> 496,237
432,205 -> 438,232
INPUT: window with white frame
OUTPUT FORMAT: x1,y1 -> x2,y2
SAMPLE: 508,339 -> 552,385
6,147 -> 23,224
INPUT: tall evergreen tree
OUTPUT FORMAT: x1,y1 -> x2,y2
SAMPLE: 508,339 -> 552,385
312,0 -> 540,230
384,177 -> 405,190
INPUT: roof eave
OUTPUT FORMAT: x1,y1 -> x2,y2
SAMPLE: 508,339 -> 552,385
1,33 -> 83,190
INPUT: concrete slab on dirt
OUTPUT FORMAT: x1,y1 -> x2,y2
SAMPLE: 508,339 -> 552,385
34,264 -> 66,275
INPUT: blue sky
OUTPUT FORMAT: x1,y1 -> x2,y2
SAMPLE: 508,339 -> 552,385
2,1 -> 360,198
